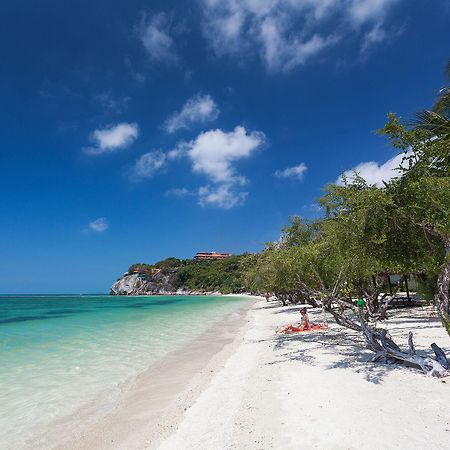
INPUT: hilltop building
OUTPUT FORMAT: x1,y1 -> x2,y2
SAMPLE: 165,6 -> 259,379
194,252 -> 231,261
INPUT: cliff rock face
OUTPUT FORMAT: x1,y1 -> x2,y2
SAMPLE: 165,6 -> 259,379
110,270 -> 223,296
110,274 -> 140,295
110,271 -> 178,295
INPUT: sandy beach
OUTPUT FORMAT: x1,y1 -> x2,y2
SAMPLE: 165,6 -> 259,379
28,297 -> 450,449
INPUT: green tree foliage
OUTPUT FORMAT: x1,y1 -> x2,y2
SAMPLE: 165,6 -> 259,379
414,60 -> 450,138
172,255 -> 247,294
154,257 -> 185,273
242,86 -> 449,336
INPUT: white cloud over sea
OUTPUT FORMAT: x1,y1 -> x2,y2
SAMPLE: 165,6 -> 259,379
185,126 -> 265,208
164,94 -> 220,133
89,217 -> 109,232
83,123 -> 139,155
274,163 -> 308,181
138,12 -> 179,65
128,151 -> 167,181
130,125 -> 265,209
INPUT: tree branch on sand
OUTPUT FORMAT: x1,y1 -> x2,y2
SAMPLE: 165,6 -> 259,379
296,281 -> 449,377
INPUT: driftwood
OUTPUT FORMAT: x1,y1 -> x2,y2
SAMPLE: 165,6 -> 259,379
358,309 -> 449,377
292,280 -> 450,377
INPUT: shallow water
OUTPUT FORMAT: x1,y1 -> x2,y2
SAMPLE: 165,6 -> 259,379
0,294 -> 249,448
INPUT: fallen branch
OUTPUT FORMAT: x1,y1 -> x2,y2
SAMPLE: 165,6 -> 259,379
358,309 -> 449,377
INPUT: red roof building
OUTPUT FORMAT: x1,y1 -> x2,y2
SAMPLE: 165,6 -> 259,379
194,252 -> 231,261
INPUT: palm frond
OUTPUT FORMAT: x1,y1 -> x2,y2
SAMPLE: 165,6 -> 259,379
432,87 -> 450,115
414,110 -> 450,138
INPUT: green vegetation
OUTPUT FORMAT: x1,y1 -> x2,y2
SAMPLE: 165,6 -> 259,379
128,255 -> 247,293
173,255 -> 247,293
244,60 -> 450,340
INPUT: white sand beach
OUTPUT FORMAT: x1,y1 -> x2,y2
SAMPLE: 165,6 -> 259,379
31,298 -> 450,450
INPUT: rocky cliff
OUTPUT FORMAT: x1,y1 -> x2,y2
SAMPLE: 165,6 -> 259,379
111,270 -> 175,295
109,270 -> 221,296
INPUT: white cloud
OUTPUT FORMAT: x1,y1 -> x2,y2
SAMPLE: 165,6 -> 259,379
163,126 -> 264,208
274,163 -> 308,180
138,12 -> 178,65
337,152 -> 408,187
349,0 -> 397,26
167,143 -> 189,160
360,22 -> 388,54
360,21 -> 402,56
164,94 -> 220,133
182,126 -> 264,208
84,123 -> 139,155
89,217 -> 109,232
186,126 -> 265,184
125,126 -> 264,208
198,184 -> 248,209
259,18 -> 339,72
199,0 -> 401,72
129,151 -> 167,180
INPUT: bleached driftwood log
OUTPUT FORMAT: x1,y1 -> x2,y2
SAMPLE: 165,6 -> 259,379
358,309 -> 449,377
294,280 -> 450,377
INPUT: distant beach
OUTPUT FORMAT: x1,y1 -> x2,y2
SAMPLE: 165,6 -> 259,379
3,296 -> 449,449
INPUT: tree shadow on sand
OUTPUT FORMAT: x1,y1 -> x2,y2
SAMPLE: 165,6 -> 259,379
254,302 -> 284,311
268,323 -> 443,384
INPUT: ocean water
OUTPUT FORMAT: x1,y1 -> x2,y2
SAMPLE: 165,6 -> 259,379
0,294 -> 249,448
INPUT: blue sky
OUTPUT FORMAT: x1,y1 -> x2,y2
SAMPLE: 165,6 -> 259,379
1,0 -> 449,294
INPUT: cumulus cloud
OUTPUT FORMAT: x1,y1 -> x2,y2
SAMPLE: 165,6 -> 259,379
164,94 -> 220,133
129,151 -> 167,181
186,126 -> 265,184
125,126 -> 264,208
274,163 -> 308,180
163,126 -> 264,208
336,152 -> 408,187
138,12 -> 178,65
89,217 -> 109,232
199,0 -> 401,72
198,184 -> 248,209
182,126 -> 264,208
83,123 -> 139,155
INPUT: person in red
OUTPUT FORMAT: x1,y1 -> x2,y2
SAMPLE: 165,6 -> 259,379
299,307 -> 311,330
279,306 -> 311,333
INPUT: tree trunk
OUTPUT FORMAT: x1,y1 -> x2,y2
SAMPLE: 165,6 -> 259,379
294,279 -> 449,376
435,236 -> 450,336
358,309 -> 449,377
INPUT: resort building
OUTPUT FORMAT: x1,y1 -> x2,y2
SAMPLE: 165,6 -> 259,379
194,252 -> 231,261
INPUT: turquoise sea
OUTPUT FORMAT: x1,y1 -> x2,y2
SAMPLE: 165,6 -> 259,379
0,294 -> 249,448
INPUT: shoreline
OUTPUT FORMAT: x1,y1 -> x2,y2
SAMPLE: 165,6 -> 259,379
27,296 -> 260,449
27,298 -> 450,449
159,302 -> 450,449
